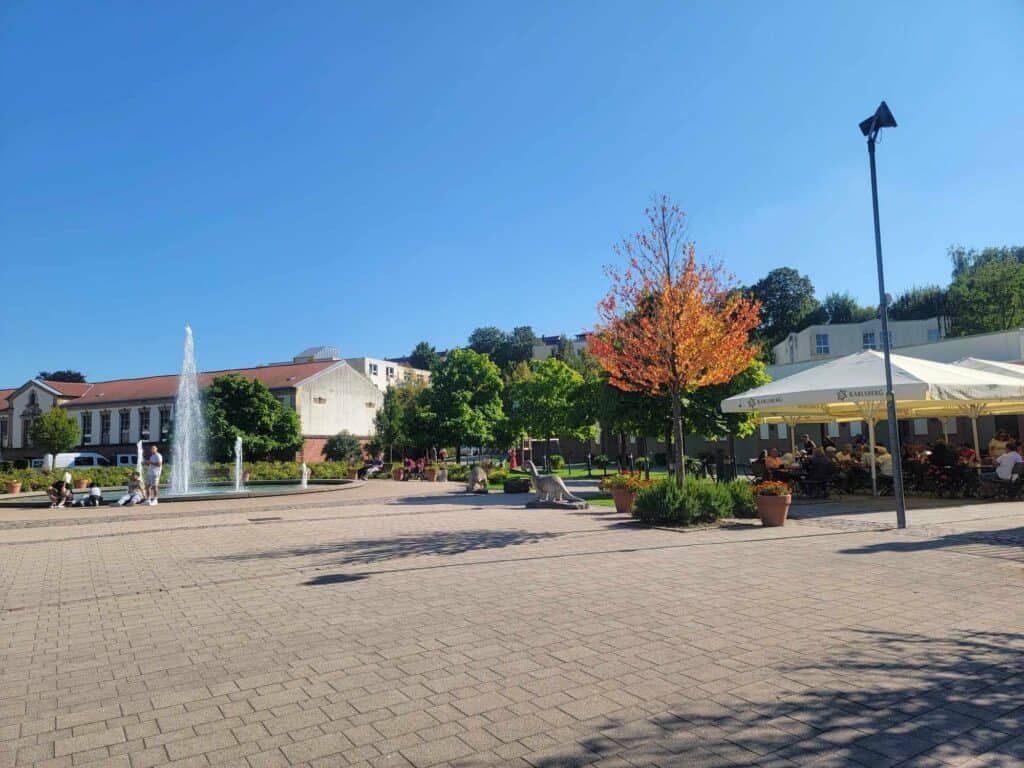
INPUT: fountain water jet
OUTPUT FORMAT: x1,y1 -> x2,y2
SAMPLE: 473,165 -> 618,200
234,436 -> 244,492
170,326 -> 206,494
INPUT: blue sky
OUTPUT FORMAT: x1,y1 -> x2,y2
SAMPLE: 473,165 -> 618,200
2,1 -> 1022,382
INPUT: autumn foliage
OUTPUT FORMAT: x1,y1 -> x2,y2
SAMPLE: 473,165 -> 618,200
588,197 -> 760,482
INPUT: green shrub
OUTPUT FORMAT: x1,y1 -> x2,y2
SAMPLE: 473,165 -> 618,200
727,479 -> 757,518
486,467 -> 508,484
548,454 -> 565,470
633,477 -> 735,526
446,464 -> 470,482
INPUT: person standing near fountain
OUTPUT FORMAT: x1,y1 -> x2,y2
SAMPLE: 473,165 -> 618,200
145,443 -> 163,506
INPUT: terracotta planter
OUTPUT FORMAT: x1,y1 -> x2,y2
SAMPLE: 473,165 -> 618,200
74,479 -> 90,490
757,494 -> 791,527
391,468 -> 404,481
5,481 -> 22,494
610,487 -> 637,515
423,468 -> 439,482
243,471 -> 252,482
437,470 -> 448,483
347,468 -> 360,480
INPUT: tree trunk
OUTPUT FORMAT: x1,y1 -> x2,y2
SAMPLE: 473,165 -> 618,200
456,445 -> 461,464
670,390 -> 686,486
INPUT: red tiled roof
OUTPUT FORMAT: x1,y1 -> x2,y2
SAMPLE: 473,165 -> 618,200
64,360 -> 340,407
0,389 -> 14,410
41,380 -> 93,396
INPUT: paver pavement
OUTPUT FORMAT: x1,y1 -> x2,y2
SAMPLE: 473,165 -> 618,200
1,481 -> 1023,767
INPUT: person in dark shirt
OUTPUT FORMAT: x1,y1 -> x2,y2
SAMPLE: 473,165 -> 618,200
929,439 -> 957,468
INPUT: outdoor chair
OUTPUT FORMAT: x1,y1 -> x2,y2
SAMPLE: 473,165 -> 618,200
991,462 -> 1024,501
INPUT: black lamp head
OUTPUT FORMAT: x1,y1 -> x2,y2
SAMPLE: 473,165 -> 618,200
859,101 -> 897,137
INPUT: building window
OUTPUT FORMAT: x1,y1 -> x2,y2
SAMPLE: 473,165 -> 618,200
815,334 -> 829,355
28,392 -> 37,406
313,396 -> 327,405
913,418 -> 929,436
827,421 -> 840,437
369,363 -> 379,376
119,409 -> 131,443
850,421 -> 863,437
0,417 -> 7,449
158,407 -> 171,440
927,329 -> 940,342
139,408 -> 150,440
759,424 -> 770,440
100,412 -> 111,444
81,412 -> 93,445
945,417 -> 957,434
778,423 -> 788,439
862,332 -> 877,350
386,366 -> 395,379
22,419 -> 33,448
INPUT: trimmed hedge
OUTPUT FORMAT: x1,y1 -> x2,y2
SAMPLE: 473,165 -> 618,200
633,477 -> 734,526
726,479 -> 757,518
0,461 -> 356,493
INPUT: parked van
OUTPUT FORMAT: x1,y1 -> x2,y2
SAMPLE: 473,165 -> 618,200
53,452 -> 113,468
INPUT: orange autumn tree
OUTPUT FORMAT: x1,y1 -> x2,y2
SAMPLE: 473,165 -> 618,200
589,197 -> 760,484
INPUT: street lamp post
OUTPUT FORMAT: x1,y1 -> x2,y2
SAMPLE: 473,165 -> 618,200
859,101 -> 907,529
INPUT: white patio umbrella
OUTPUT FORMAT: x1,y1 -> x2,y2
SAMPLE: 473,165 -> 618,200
722,350 -> 1024,493
952,357 -> 1024,453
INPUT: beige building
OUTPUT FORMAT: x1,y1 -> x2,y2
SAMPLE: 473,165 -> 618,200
773,317 -> 944,365
345,357 -> 430,392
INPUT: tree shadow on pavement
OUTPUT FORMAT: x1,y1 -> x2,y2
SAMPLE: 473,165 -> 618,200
839,526 -> 1024,557
212,529 -> 564,566
527,629 -> 1024,767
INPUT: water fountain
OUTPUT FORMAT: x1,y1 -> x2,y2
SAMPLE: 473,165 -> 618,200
301,462 -> 309,488
234,435 -> 244,492
136,440 -> 144,478
170,325 -> 206,495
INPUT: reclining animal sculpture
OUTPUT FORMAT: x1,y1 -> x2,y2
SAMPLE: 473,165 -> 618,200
524,461 -> 584,504
467,465 -> 489,493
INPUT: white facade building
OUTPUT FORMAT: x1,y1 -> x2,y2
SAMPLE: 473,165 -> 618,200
773,317 -> 943,365
345,357 -> 430,392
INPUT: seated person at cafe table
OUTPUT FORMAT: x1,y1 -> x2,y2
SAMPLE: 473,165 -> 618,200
989,430 -> 1013,461
765,448 -> 783,472
928,438 -> 958,468
982,441 -> 1023,484
874,445 -> 894,477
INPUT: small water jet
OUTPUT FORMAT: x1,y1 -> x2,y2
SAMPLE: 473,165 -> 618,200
170,325 -> 206,495
234,435 -> 244,492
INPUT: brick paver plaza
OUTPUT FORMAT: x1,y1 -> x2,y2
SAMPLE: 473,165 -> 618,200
1,481 -> 1022,767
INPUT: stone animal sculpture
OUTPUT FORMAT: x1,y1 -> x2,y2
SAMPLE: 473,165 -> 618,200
524,461 -> 584,504
467,465 -> 489,494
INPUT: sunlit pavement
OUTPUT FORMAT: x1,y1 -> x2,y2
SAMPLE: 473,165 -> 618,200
1,481 -> 1022,767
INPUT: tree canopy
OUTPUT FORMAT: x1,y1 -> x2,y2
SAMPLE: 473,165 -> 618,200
407,341 -> 440,371
745,267 -> 820,352
427,348 -> 505,458
322,431 -> 363,463
821,292 -> 875,324
590,196 -> 760,483
506,358 -> 594,455
30,407 -> 80,455
38,370 -> 86,383
202,374 -> 303,461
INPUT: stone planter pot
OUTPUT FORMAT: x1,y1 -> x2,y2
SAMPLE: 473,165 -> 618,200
756,494 -> 791,527
5,481 -> 22,494
610,487 -> 637,515
423,468 -> 439,482
347,468 -> 360,480
391,468 -> 404,481
437,470 -> 448,483
74,479 -> 90,490
243,471 -> 252,482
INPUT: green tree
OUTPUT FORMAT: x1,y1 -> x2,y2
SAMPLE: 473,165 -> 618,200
30,407 -> 80,455
679,360 -> 771,439
746,267 -> 822,353
467,327 -> 508,358
495,326 -> 538,370
889,284 -> 948,323
947,255 -> 1024,336
506,358 -> 595,460
428,348 -> 505,462
322,431 -> 363,463
373,385 -> 405,461
821,292 -> 875,324
38,370 -> 87,383
202,374 -> 303,461
407,341 -> 440,371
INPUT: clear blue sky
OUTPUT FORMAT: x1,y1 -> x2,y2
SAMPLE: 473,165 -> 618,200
2,1 -> 1022,382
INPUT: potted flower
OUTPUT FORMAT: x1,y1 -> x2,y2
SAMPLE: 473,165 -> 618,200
754,480 -> 792,526
73,475 -> 90,490
423,464 -> 439,482
391,464 -> 404,481
243,470 -> 252,482
346,464 -> 360,480
601,473 -> 651,515
5,480 -> 22,494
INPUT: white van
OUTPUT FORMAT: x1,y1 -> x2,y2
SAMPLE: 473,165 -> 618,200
53,452 -> 113,468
